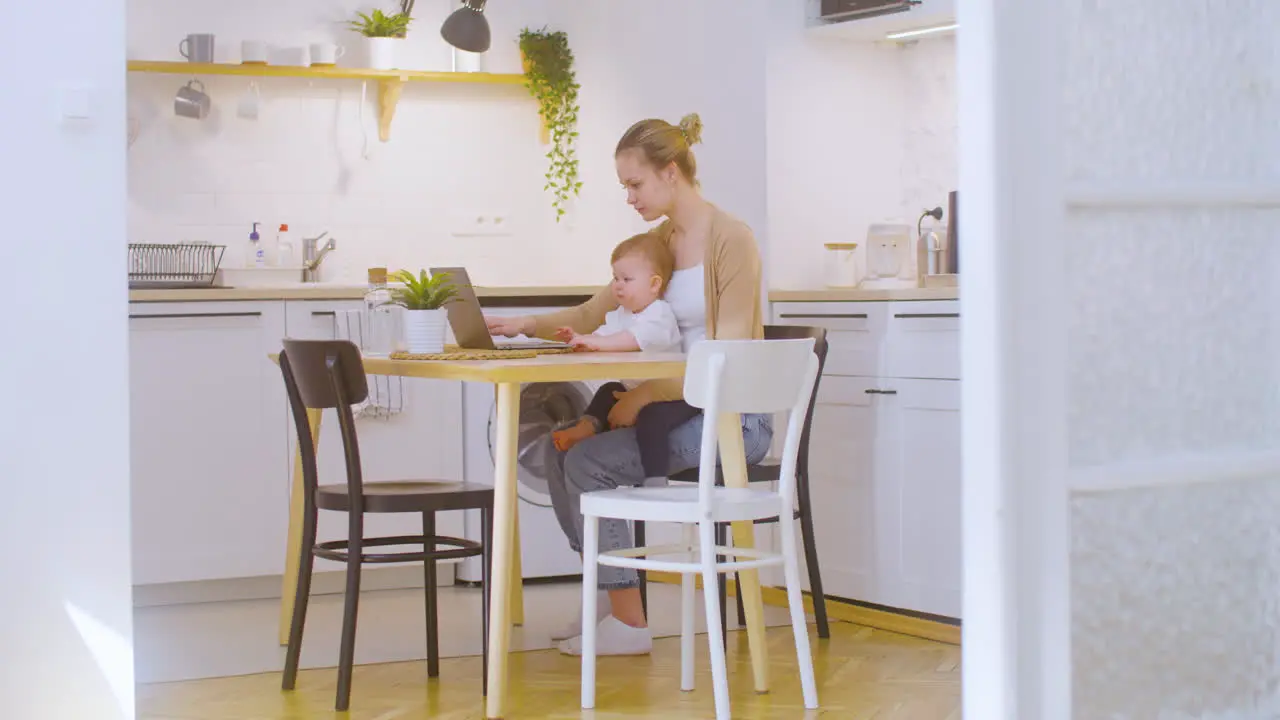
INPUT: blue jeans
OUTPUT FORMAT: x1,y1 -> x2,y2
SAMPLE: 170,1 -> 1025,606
543,412 -> 774,590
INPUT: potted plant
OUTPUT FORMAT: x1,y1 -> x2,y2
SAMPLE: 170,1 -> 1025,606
518,27 -> 581,221
391,269 -> 458,354
348,8 -> 413,70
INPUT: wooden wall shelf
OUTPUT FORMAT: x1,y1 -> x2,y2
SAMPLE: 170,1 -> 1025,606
126,60 -> 530,141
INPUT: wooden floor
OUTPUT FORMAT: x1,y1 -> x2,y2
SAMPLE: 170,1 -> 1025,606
138,621 -> 961,719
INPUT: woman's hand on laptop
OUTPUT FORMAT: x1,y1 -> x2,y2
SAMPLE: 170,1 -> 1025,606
485,314 -> 534,338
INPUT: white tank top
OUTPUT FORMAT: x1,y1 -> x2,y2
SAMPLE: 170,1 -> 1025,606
663,265 -> 706,353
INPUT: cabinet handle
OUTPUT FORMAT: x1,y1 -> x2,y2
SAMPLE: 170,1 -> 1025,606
311,311 -> 336,317
893,312 -> 959,319
864,388 -> 898,395
129,311 -> 262,319
779,313 -> 868,319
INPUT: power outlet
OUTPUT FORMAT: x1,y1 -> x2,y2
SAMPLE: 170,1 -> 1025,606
451,212 -> 513,237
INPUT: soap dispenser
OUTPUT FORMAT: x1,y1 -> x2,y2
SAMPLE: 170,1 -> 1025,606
247,222 -> 266,268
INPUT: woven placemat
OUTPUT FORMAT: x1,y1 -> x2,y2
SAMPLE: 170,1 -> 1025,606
390,345 -> 577,361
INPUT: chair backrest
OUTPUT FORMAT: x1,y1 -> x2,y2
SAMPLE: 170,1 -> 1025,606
279,339 -> 368,409
683,338 -> 821,510
278,339 -> 368,510
764,325 -> 828,479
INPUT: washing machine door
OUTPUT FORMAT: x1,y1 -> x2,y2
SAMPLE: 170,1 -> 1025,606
488,381 -> 594,507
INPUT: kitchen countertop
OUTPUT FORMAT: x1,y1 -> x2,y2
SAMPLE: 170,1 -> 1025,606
768,286 -> 959,302
128,283 -> 602,303
130,284 -> 959,304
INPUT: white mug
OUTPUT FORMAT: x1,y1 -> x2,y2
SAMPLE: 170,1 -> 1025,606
309,43 -> 345,66
241,40 -> 267,64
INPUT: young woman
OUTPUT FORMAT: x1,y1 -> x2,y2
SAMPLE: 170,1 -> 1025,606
485,113 -> 773,655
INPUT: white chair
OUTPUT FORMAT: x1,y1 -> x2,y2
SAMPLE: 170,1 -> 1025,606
579,338 -> 821,719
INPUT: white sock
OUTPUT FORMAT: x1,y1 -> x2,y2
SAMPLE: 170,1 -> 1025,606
557,615 -> 653,656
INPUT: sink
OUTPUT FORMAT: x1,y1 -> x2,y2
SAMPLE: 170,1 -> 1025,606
216,267 -> 306,288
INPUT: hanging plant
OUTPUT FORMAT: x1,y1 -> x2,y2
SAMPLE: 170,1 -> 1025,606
518,27 -> 581,221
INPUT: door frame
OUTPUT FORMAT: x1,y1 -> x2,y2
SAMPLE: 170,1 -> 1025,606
957,0 -> 1071,718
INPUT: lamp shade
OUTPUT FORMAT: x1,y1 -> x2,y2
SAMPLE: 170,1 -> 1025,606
441,0 -> 491,53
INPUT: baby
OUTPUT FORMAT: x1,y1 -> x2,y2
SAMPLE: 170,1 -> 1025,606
552,232 -> 699,478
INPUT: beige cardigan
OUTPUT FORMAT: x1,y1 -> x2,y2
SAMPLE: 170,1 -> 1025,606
533,205 -> 764,402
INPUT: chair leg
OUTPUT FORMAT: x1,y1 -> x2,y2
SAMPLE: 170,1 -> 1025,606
714,523 -> 728,646
481,505 -> 493,697
797,472 -> 830,639
680,524 -> 696,692
699,518 -> 731,720
282,507 -> 318,690
780,514 -> 819,709
335,518 -> 364,712
734,570 -> 747,628
720,523 -> 746,631
423,511 -> 439,678
580,515 -> 601,710
634,519 -> 647,617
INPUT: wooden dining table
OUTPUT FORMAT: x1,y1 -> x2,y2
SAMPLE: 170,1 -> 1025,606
273,350 -> 773,718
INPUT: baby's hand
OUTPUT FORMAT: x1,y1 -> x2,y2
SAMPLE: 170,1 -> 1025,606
554,326 -> 576,342
568,335 -> 600,351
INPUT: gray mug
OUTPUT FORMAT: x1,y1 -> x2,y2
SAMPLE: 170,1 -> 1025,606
174,80 -> 210,119
179,33 -> 215,63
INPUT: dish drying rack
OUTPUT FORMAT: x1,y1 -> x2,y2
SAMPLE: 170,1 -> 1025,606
129,242 -> 226,289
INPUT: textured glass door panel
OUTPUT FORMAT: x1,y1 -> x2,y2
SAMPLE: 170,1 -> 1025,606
1065,207 -> 1280,467
1063,1 -> 1280,184
1072,478 -> 1280,718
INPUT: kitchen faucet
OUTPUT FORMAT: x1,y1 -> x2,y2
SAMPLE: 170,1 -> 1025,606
302,231 -> 337,282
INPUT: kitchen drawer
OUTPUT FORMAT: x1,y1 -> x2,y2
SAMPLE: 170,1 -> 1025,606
885,301 -> 960,380
772,301 -> 887,377
815,374 -> 879,407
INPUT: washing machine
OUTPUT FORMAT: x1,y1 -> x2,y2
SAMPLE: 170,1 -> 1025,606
457,306 -> 606,583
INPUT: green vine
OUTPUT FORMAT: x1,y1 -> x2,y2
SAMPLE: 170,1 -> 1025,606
518,27 -> 581,221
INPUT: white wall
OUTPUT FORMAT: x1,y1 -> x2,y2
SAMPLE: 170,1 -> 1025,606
126,0 -> 769,287
0,0 -> 134,717
767,1 -> 957,289
547,0 -> 770,275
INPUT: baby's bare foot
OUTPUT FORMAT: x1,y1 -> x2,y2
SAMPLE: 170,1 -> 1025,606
553,420 -> 597,451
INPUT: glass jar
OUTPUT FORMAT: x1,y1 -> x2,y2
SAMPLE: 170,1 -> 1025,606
823,242 -> 860,287
363,267 -> 404,357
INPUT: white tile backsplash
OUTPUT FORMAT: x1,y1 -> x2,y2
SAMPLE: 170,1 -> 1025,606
765,7 -> 957,289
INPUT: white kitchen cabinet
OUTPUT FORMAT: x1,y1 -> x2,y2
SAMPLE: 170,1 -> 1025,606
802,375 -> 893,602
772,299 -> 961,618
885,301 -> 961,381
129,301 -> 290,585
892,377 -> 961,618
773,301 -> 889,377
283,301 -> 465,572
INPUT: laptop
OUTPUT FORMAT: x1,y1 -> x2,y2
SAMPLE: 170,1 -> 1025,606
429,267 -> 571,351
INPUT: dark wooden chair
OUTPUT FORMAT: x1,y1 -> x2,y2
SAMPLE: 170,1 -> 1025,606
278,339 -> 494,712
635,325 -> 831,641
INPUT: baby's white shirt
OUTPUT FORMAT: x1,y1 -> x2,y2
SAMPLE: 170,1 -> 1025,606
595,300 -> 683,389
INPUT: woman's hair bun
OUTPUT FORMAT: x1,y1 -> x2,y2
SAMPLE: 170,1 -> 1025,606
678,113 -> 703,146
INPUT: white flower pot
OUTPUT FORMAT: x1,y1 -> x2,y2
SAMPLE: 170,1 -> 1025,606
403,308 -> 447,354
366,37 -> 399,70
452,47 -> 485,73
